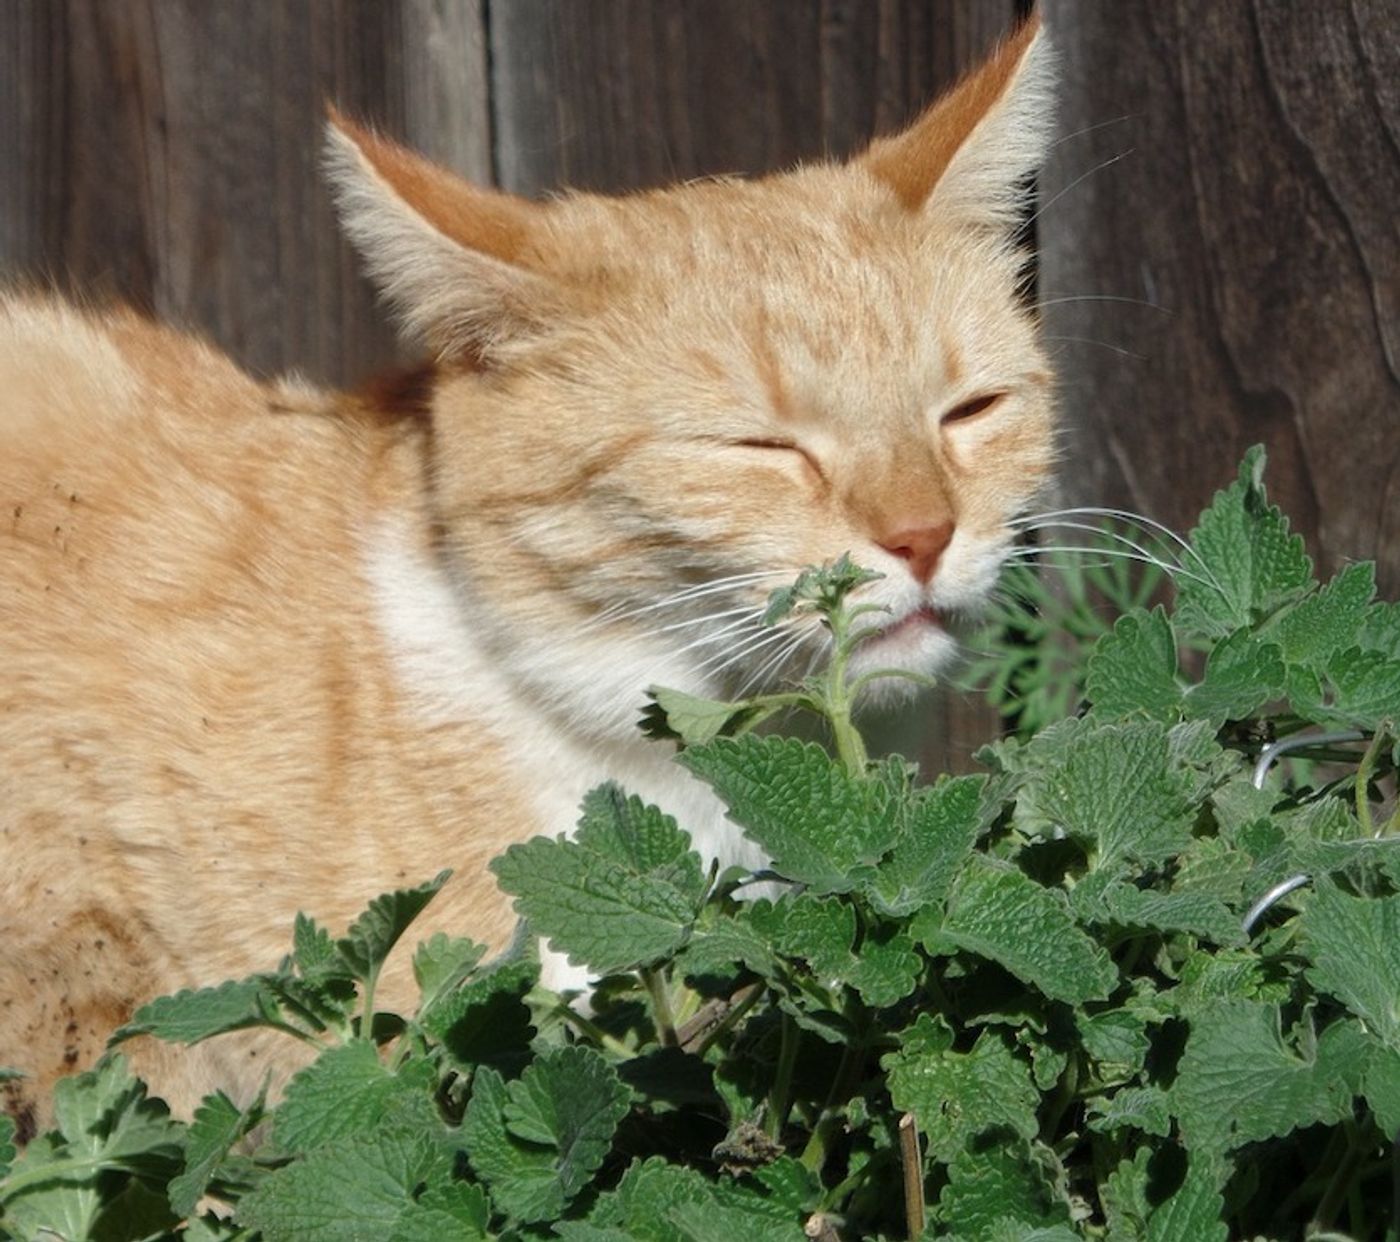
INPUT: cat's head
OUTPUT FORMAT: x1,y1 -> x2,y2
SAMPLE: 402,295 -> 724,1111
328,16 -> 1056,734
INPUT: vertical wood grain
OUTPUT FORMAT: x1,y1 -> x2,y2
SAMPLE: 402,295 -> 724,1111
0,0 -> 492,385
1040,0 -> 1400,594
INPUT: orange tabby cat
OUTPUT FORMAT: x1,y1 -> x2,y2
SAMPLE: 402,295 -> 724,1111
0,16 -> 1055,1134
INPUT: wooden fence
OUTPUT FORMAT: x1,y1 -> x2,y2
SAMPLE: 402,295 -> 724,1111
2,1 -> 1396,772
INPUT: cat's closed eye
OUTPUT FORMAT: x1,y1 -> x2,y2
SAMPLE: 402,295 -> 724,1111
732,437 -> 826,481
940,391 -> 1008,425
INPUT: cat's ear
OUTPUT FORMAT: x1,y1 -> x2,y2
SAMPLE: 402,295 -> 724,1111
324,109 -> 563,359
861,12 -> 1054,231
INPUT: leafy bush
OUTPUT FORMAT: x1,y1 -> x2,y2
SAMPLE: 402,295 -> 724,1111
3,447 -> 1399,1241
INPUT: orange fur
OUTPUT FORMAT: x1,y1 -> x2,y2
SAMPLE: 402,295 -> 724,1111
1,16 -> 1056,1131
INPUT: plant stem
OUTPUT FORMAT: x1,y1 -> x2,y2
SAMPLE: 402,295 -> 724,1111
556,1006 -> 637,1060
767,1012 -> 800,1140
641,966 -> 679,1048
898,1112 -> 926,1240
1356,729 -> 1388,835
1310,1120 -> 1366,1236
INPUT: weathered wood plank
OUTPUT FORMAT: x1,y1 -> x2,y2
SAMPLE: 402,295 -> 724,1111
0,0 -> 492,385
1040,0 -> 1400,593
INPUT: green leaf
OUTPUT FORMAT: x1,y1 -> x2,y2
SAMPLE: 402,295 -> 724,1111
1175,445 -> 1313,639
114,977 -> 283,1046
938,1137 -> 1070,1235
412,932 -> 486,1019
465,1048 -> 630,1224
1085,1086 -> 1171,1137
1171,1000 -> 1357,1151
0,1114 -> 13,1182
641,686 -> 776,746
918,857 -> 1116,1005
236,1128 -> 450,1241
1276,561 -> 1375,669
1361,1038 -> 1400,1135
2,1057 -> 183,1242
1300,644 -> 1400,730
1183,632 -> 1285,722
750,895 -> 919,1008
1361,598 -> 1400,658
422,957 -> 537,1071
1085,606 -> 1181,721
1071,877 -> 1245,948
387,1182 -> 491,1242
1027,720 -> 1200,869
865,775 -> 993,917
336,870 -> 451,982
273,1041 -> 437,1154
492,838 -> 700,975
169,1089 -> 263,1218
1078,1010 -> 1150,1078
1301,879 -> 1400,1047
679,913 -> 777,980
883,1015 -> 1039,1156
1144,1153 -> 1228,1242
679,736 -> 901,893
573,784 -> 707,906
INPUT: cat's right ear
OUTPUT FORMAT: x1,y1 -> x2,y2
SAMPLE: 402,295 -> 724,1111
324,109 -> 563,360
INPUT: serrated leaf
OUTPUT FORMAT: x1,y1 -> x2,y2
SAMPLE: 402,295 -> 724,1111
412,932 -> 486,1018
750,895 -> 918,1007
292,913 -> 347,981
582,1157 -> 719,1240
1362,1038 -> 1400,1135
114,977 -> 283,1046
918,857 -> 1116,1005
422,957 -> 537,1072
1184,632 -> 1285,722
573,783 -> 707,905
1086,1086 -> 1171,1137
336,870 -> 451,982
1171,1000 -> 1357,1151
466,1048 -> 629,1224
492,837 -> 700,974
2,1056 -> 183,1242
1085,607 -> 1181,720
679,736 -> 901,893
1071,878 -> 1244,947
236,1128 -> 449,1241
938,1137 -> 1070,1235
1361,598 -> 1400,658
1276,561 -> 1375,669
883,1015 -> 1039,1156
865,775 -> 992,917
641,686 -> 775,746
387,1181 -> 491,1242
1144,1153 -> 1228,1242
273,1041 -> 437,1154
1301,879 -> 1400,1047
169,1089 -> 263,1218
1175,445 -> 1313,639
1079,1010 -> 1150,1077
678,913 -> 777,980
666,1197 -> 806,1241
1028,720 -> 1200,869
1300,644 -> 1400,730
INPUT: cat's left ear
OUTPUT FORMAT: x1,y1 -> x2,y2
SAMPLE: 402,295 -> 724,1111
860,12 -> 1054,231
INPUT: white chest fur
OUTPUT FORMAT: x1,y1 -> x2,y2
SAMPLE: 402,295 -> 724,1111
362,521 -> 763,989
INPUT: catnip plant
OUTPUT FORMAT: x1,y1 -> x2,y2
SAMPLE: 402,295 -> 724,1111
1,447 -> 1398,1242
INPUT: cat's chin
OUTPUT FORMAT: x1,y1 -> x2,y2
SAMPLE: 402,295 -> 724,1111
844,606 -> 960,704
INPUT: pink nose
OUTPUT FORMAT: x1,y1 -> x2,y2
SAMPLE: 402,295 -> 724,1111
878,522 -> 955,585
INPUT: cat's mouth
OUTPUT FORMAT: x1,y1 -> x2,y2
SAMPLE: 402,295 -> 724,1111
865,605 -> 943,645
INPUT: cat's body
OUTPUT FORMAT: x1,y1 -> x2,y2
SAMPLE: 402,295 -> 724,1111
1,16 -> 1055,1134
